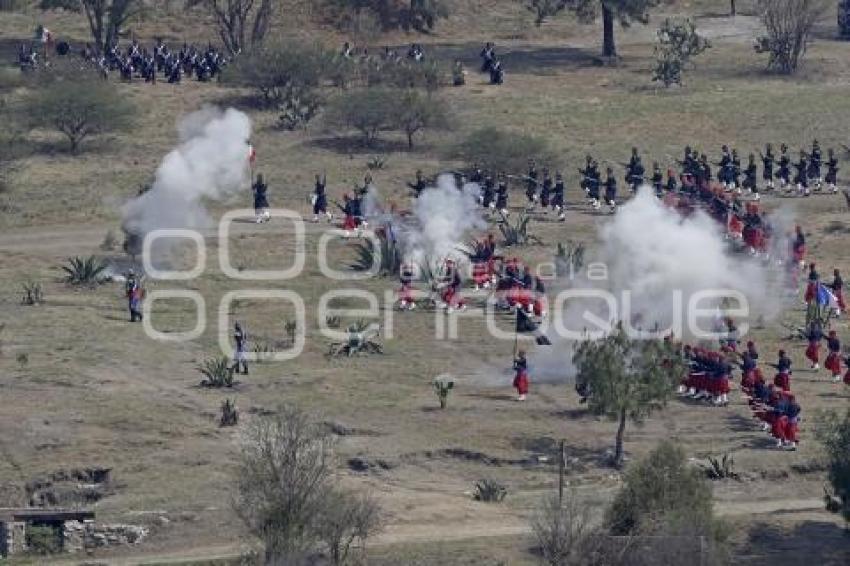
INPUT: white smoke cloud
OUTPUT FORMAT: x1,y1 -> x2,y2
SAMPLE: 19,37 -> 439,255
121,106 -> 252,257
528,187 -> 793,382
366,174 -> 485,272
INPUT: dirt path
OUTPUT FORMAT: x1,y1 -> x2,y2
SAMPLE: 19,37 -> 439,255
45,496 -> 830,565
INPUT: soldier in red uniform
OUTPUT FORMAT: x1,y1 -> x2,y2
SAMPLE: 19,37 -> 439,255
513,350 -> 529,401
805,320 -> 823,370
825,330 -> 842,382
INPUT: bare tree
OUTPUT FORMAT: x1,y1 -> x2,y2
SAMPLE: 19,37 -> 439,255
315,489 -> 382,565
39,0 -> 140,54
754,0 -> 827,74
530,491 -> 601,566
233,405 -> 335,564
192,0 -> 274,56
232,405 -> 382,565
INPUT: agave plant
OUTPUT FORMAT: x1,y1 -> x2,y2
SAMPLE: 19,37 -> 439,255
198,357 -> 234,388
252,341 -> 274,364
555,241 -> 586,277
325,315 -> 341,329
700,453 -> 738,480
219,399 -> 239,427
61,256 -> 108,286
21,280 -> 45,305
327,320 -> 383,357
351,230 -> 402,276
366,155 -> 387,170
472,478 -> 507,502
458,239 -> 491,263
498,212 -> 542,247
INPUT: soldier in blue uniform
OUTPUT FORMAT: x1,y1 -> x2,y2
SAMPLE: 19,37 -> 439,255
760,144 -> 775,191
794,151 -> 809,196
604,167 -> 618,214
253,173 -> 270,223
496,173 -> 509,215
825,148 -> 839,194
312,174 -> 331,222
551,172 -> 566,221
778,144 -> 791,191
231,322 -> 249,374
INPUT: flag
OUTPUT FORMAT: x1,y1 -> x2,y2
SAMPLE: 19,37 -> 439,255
817,283 -> 841,313
516,308 -> 552,346
247,143 -> 256,165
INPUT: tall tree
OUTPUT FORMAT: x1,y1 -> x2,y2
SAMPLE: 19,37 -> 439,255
572,323 -> 685,468
523,0 -> 666,57
40,0 -> 139,54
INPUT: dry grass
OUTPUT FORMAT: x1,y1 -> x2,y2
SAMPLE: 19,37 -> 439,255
1,2 -> 850,564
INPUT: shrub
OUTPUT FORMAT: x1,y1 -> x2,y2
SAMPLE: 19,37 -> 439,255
225,40 -> 331,122
324,88 -> 399,146
325,87 -> 450,148
61,256 -> 108,286
530,492 -> 600,566
451,127 -> 557,174
607,441 -> 715,535
754,0 -> 827,74
652,18 -> 711,87
473,478 -> 507,502
233,405 -> 383,563
25,524 -> 61,555
393,89 -> 450,149
816,408 -> 850,524
25,72 -> 134,153
315,488 -> 382,565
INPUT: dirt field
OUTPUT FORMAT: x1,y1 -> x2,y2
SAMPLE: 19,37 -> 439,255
1,1 -> 850,564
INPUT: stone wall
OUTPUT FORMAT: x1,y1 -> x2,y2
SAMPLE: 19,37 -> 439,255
63,521 -> 148,553
0,521 -> 27,557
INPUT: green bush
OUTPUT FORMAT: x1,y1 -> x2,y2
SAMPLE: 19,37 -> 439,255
451,127 -> 557,174
607,441 -> 715,535
26,524 -> 61,555
224,40 -> 331,122
816,408 -> 850,524
25,72 -> 134,153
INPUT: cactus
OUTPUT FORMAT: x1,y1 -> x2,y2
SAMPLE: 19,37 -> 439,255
433,378 -> 454,409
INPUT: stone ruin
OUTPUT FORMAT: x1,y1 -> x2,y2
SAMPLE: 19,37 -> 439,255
0,467 -> 147,557
0,509 -> 148,557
